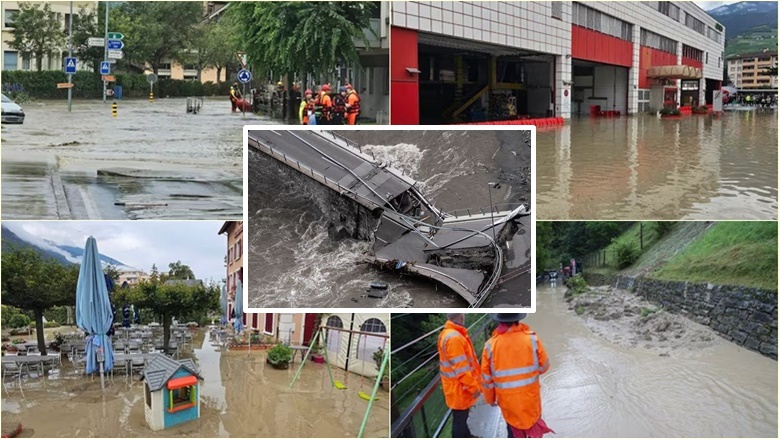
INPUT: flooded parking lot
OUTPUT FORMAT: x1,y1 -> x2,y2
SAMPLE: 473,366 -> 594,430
468,283 -> 778,438
1,331 -> 389,438
536,112 -> 778,220
1,97 -> 264,220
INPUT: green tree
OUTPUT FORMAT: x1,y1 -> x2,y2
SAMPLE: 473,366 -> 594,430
201,16 -> 242,84
536,222 -> 553,273
1,246 -> 80,355
167,261 -> 195,280
110,2 -> 204,74
229,1 -> 376,117
113,279 -> 219,354
71,5 -> 104,73
762,66 -> 778,77
8,2 -> 66,71
104,264 -> 120,285
149,263 -> 160,284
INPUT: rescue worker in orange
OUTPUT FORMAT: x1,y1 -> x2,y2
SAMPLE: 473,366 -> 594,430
438,313 -> 482,438
330,86 -> 348,125
345,83 -> 361,125
481,313 -> 555,438
299,89 -> 314,125
314,84 -> 333,125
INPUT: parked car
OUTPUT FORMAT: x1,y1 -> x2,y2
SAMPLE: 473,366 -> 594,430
1,93 -> 25,124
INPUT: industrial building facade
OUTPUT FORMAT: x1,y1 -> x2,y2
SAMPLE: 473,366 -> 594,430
390,1 -> 726,124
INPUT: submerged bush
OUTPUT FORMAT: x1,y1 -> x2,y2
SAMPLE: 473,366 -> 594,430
565,274 -> 589,295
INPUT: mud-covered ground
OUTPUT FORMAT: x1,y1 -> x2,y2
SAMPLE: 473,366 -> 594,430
1,331 -> 389,438
565,285 -> 717,355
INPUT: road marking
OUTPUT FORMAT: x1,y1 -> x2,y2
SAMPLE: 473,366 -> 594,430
270,130 -> 282,136
79,186 -> 102,220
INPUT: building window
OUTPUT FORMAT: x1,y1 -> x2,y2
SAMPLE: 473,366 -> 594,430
21,54 -> 30,70
573,2 -> 633,42
684,12 -> 706,35
657,2 -> 680,21
357,318 -> 387,362
159,63 -> 172,70
4,9 -> 17,28
707,27 -> 721,43
325,316 -> 343,353
638,89 -> 651,113
682,45 -> 703,62
3,51 -> 18,71
718,57 -> 721,68
551,2 -> 562,19
640,29 -> 677,54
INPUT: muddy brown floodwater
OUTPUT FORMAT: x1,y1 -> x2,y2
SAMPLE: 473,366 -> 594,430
467,283 -> 778,438
1,331 -> 389,438
536,113 -> 778,220
1,98 -> 263,220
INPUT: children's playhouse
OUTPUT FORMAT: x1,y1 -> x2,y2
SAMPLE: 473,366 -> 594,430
139,354 -> 204,431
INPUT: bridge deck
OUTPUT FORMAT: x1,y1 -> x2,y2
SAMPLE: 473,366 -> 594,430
248,130 -> 414,209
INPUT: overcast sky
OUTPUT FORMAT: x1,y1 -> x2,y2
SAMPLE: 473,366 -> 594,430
3,221 -> 230,282
695,1 -> 741,11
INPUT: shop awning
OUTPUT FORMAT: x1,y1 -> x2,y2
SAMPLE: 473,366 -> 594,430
647,65 -> 702,80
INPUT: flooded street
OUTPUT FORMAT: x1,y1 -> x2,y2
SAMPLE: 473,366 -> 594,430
248,130 -> 532,308
1,98 -> 264,220
536,113 -> 778,220
1,330 -> 389,438
470,283 -> 778,438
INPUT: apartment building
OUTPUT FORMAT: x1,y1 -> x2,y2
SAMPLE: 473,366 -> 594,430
727,50 -> 778,89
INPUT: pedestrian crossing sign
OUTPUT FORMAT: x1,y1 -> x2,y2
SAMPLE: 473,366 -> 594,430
64,57 -> 78,74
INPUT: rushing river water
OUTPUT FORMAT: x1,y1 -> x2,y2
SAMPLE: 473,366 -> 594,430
474,284 -> 778,437
248,130 -> 532,308
536,112 -> 778,220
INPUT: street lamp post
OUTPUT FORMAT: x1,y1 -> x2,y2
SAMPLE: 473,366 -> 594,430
487,182 -> 500,243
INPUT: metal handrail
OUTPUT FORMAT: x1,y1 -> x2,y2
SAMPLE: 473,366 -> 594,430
391,315 -> 492,438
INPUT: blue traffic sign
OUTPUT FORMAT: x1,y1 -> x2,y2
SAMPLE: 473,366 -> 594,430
100,61 -> 111,75
237,69 -> 252,84
107,39 -> 124,50
64,57 -> 78,74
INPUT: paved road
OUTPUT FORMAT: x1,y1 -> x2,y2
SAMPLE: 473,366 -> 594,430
248,130 -> 415,209
2,97 -> 253,219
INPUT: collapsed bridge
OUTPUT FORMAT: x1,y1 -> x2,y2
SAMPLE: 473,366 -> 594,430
247,130 -> 530,306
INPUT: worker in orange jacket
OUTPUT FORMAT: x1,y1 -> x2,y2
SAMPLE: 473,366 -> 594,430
345,83 -> 361,125
481,313 -> 555,438
438,313 -> 482,438
314,84 -> 332,125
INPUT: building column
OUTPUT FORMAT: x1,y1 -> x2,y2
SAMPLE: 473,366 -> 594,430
699,77 -> 706,106
628,26 -> 641,114
676,42 -> 683,106
554,54 -> 572,119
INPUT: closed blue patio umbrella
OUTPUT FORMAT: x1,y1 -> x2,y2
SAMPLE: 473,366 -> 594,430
233,279 -> 244,333
75,236 -> 114,389
220,285 -> 228,326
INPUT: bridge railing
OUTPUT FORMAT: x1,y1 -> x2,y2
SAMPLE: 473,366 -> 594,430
250,139 -> 388,211
391,314 -> 494,438
446,203 -> 524,219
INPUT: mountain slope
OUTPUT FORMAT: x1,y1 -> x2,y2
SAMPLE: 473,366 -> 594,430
1,226 -> 129,268
708,1 -> 778,39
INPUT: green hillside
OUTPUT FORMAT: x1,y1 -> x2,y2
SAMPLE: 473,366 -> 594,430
726,24 -> 778,57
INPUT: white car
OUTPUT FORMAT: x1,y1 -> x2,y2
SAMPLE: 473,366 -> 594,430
1,93 -> 24,124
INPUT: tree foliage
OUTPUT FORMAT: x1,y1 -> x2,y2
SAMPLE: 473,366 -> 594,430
8,2 -> 66,71
1,244 -> 80,354
167,260 -> 195,280
229,1 -> 376,79
110,1 -> 204,73
70,5 -> 104,73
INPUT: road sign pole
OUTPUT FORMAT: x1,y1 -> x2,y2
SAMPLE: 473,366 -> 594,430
102,2 -> 109,103
67,1 -> 73,112
242,83 -> 246,118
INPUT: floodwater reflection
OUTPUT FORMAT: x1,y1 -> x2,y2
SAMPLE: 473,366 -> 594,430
536,112 -> 778,220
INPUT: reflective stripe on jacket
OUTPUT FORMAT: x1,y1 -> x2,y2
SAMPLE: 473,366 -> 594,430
438,321 -> 481,410
481,323 -> 549,430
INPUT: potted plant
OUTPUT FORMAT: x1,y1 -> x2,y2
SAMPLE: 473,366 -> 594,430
373,347 -> 390,390
266,343 -> 293,369
311,342 -> 326,363
659,107 -> 682,118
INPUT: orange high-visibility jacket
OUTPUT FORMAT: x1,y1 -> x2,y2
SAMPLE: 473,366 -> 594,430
481,323 -> 550,430
438,321 -> 482,410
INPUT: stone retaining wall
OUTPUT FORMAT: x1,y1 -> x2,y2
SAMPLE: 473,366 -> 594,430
583,272 -> 778,360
